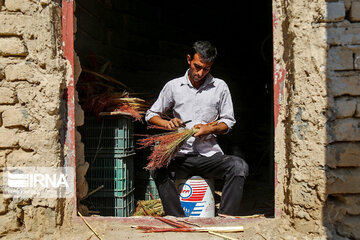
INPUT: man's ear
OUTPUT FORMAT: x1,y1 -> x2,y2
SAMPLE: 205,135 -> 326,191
187,54 -> 191,65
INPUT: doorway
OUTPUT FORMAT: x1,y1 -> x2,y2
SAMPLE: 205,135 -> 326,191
74,0 -> 274,217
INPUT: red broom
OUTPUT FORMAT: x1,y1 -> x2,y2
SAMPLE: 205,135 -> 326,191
137,121 -> 218,170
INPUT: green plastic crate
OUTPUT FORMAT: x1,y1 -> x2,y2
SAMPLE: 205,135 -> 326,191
82,116 -> 134,156
89,189 -> 135,217
134,170 -> 159,201
86,154 -> 134,198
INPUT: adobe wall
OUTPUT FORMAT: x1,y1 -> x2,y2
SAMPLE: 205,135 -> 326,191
0,0 -> 75,239
273,0 -> 360,238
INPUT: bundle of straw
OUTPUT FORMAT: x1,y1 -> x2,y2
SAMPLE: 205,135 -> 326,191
83,91 -> 150,121
137,128 -> 199,170
133,199 -> 164,216
76,57 -> 151,121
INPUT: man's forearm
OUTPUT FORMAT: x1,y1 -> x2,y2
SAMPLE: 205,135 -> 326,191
148,115 -> 169,127
193,122 -> 228,137
149,116 -> 185,130
211,122 -> 229,134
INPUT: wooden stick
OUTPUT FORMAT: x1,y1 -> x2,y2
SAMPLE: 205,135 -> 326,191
78,211 -> 104,240
99,111 -> 133,117
195,226 -> 244,233
176,219 -> 202,228
256,232 -> 268,240
138,201 -> 150,216
218,213 -> 265,219
135,225 -> 244,233
208,231 -> 238,240
154,216 -> 190,228
82,185 -> 104,200
82,69 -> 132,91
86,233 -> 94,240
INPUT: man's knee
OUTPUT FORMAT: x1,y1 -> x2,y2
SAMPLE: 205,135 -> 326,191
224,155 -> 249,177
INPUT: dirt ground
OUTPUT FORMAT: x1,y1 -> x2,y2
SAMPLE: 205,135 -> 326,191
60,216 -> 279,240
3,215 -> 283,240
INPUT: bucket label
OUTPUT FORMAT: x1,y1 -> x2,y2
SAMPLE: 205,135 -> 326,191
178,180 -> 212,217
179,183 -> 192,199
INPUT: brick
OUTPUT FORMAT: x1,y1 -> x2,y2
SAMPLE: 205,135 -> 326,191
5,0 -> 39,14
323,1 -> 346,22
327,142 -> 360,168
0,151 -> 5,167
350,2 -> 360,22
0,88 -> 15,104
0,13 -> 30,35
0,128 -> 18,147
328,73 -> 360,96
6,148 -> 34,167
328,118 -> 360,142
356,101 -> 360,117
23,206 -> 56,234
4,62 -> 35,82
353,47 -> 360,70
334,97 -> 357,118
0,37 -> 27,57
328,47 -> 353,70
327,24 -> 360,45
327,168 -> 360,194
0,194 -> 10,215
337,195 -> 360,215
0,211 -> 19,235
336,216 -> 360,239
16,87 -> 34,104
18,130 -> 58,152
2,107 -> 31,128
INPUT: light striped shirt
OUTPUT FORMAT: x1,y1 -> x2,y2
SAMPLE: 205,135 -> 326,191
145,70 -> 236,157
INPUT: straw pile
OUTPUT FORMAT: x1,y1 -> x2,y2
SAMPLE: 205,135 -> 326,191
83,91 -> 150,121
76,58 -> 150,121
133,199 -> 165,216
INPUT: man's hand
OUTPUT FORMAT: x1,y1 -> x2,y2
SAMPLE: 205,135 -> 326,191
164,118 -> 184,130
193,122 -> 229,137
193,124 -> 214,137
149,116 -> 184,130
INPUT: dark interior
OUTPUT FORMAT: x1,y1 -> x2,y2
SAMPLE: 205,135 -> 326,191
75,0 -> 274,216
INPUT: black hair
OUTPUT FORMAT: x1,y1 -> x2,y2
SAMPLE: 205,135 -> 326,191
190,41 -> 217,62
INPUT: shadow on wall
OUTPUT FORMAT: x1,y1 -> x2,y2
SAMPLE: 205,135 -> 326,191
324,1 -> 360,239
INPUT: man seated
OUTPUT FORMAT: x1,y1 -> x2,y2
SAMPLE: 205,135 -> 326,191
145,41 -> 249,217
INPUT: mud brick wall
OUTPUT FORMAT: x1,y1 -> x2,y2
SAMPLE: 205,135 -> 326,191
0,0 -> 71,238
273,0 -> 360,238
324,1 -> 360,239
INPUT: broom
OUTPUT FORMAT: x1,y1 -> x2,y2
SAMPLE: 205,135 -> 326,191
137,121 -> 218,170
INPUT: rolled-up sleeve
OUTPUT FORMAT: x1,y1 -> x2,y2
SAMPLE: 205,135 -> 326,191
217,84 -> 236,133
145,82 -> 174,123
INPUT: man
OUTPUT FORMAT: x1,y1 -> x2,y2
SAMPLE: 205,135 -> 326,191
145,41 -> 248,217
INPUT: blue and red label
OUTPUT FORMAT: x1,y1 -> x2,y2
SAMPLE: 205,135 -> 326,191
179,181 -> 209,217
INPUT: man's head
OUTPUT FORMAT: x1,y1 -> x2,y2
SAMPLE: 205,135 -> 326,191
187,41 -> 217,83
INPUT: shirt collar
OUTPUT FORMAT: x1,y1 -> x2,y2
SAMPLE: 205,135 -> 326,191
181,69 -> 214,88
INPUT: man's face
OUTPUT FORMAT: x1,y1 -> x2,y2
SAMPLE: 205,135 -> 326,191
187,53 -> 213,82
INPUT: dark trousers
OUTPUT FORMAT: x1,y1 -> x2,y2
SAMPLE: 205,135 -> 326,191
150,152 -> 249,217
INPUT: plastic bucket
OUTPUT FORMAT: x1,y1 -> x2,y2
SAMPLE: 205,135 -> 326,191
176,176 -> 215,217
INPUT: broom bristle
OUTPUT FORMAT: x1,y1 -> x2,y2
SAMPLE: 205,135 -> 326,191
137,129 -> 198,170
